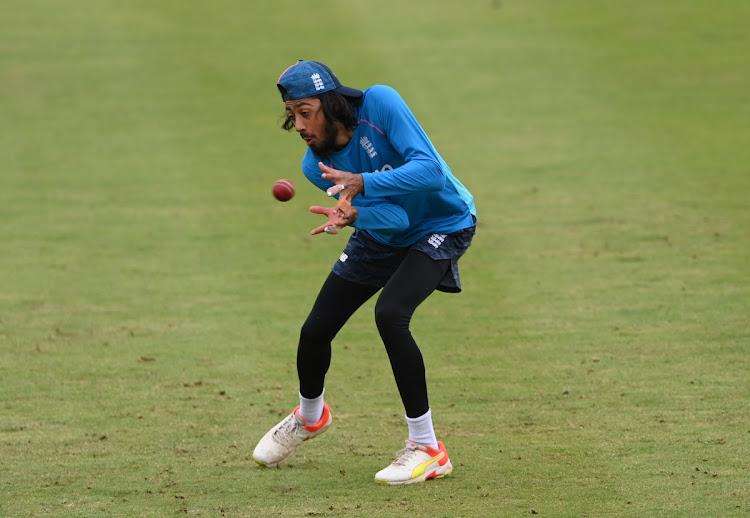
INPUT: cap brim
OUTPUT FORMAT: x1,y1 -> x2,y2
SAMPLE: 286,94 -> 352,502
334,85 -> 363,98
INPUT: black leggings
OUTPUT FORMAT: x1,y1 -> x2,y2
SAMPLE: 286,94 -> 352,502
297,250 -> 450,418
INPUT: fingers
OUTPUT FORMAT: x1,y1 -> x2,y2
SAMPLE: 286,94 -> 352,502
310,204 -> 350,220
319,161 -> 348,184
318,161 -> 339,178
310,223 -> 329,235
318,161 -> 333,173
309,205 -> 329,215
326,184 -> 345,197
310,205 -> 341,235
324,225 -> 341,234
309,187 -> 352,235
311,223 -> 342,235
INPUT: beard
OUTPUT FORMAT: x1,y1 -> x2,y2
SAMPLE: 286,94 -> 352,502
308,121 -> 340,159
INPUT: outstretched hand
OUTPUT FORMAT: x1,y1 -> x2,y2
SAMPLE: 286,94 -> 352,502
318,162 -> 364,218
309,205 -> 359,235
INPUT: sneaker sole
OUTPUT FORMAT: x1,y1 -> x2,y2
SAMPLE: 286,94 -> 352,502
252,454 -> 285,468
374,461 -> 453,485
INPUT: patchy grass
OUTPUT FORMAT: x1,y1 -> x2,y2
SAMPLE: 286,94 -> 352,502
1,0 -> 748,516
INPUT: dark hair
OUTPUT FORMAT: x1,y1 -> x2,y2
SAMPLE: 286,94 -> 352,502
281,91 -> 362,131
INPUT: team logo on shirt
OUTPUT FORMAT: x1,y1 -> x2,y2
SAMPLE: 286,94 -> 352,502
311,73 -> 325,91
360,136 -> 377,158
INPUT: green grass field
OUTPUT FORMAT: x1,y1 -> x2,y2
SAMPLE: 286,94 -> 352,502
1,1 -> 748,516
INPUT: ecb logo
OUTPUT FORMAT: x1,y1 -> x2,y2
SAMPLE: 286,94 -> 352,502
311,73 -> 325,91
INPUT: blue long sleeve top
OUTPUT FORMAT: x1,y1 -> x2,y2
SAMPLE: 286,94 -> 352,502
301,85 -> 476,247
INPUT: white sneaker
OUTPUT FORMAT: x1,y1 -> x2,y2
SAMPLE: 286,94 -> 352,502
252,403 -> 332,467
374,440 -> 453,485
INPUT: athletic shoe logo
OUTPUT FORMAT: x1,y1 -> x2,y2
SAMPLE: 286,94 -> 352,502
339,252 -> 348,263
360,136 -> 377,158
428,234 -> 446,249
311,73 -> 325,91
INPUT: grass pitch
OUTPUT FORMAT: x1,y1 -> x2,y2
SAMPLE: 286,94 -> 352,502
1,1 -> 748,516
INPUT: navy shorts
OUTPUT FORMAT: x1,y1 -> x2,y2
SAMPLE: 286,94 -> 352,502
331,225 -> 476,293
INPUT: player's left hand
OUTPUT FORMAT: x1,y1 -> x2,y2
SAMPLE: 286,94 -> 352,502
309,205 -> 359,235
318,162 -> 364,219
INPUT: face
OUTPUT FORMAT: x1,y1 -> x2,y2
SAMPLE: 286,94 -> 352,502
284,98 -> 340,158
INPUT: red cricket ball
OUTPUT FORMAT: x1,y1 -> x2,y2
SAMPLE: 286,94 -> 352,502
272,179 -> 295,202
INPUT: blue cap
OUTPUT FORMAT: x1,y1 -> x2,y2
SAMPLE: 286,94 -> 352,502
277,60 -> 363,101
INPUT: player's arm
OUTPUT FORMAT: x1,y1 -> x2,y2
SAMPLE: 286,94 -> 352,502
360,86 -> 447,197
309,195 -> 409,235
302,160 -> 409,235
317,163 -> 410,231
351,200 -> 409,230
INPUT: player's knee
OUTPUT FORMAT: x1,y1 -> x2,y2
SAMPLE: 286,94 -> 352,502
374,300 -> 410,333
299,317 -> 332,345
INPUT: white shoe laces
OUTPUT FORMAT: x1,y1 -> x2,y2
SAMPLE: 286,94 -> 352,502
272,414 -> 301,444
391,442 -> 424,467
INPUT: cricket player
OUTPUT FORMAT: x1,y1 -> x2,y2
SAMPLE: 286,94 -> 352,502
252,60 -> 476,485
